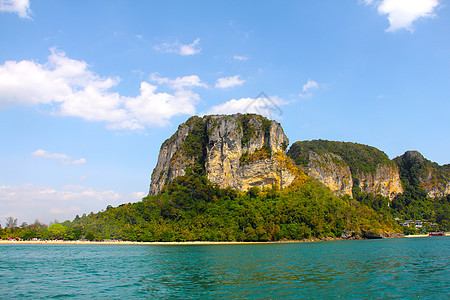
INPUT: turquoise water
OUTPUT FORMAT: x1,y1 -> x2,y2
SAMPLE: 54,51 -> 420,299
1,238 -> 449,299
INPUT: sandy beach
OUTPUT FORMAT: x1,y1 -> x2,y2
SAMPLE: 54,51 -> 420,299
405,234 -> 448,238
405,234 -> 429,238
0,239 -> 298,246
0,238 -> 331,246
1,233 -> 446,246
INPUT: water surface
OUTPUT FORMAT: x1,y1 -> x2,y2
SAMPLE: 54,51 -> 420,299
1,237 -> 448,299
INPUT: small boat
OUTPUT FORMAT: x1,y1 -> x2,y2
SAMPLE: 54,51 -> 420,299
428,232 -> 446,236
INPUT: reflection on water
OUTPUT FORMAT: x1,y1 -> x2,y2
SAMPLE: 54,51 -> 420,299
0,237 -> 448,299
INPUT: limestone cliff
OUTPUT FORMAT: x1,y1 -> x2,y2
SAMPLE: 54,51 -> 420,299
288,140 -> 403,200
149,114 -> 296,195
356,165 -> 403,199
394,151 -> 450,198
306,152 -> 353,198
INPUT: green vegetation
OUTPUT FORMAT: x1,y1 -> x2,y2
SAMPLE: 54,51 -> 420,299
287,141 -> 449,233
390,152 -> 450,232
181,116 -> 209,170
0,219 -> 82,241
240,145 -> 272,165
288,140 -> 394,174
1,171 -> 399,242
237,114 -> 273,147
239,114 -> 256,147
394,151 -> 450,195
261,117 -> 272,135
3,132 -> 447,241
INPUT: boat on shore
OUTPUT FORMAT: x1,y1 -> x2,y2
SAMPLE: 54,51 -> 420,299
428,232 -> 446,236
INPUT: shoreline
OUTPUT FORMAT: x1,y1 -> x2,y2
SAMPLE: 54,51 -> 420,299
1,234 -> 446,246
405,234 -> 429,238
0,239 -> 323,246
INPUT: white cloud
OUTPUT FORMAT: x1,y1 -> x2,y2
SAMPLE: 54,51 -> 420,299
62,158 -> 86,165
365,0 -> 440,32
0,49 -> 204,129
300,79 -> 319,97
0,184 -> 145,225
0,0 -> 31,19
154,38 -> 201,56
124,82 -> 200,127
205,94 -> 287,119
32,149 -> 87,165
150,73 -> 207,90
215,75 -> 246,89
32,149 -> 70,160
233,55 -> 249,61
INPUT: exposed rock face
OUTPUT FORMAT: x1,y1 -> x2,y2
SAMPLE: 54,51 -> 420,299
394,151 -> 450,198
357,165 -> 403,199
307,152 -> 353,198
428,182 -> 450,198
287,140 -> 403,200
149,114 -> 296,195
305,154 -> 402,200
149,123 -> 191,195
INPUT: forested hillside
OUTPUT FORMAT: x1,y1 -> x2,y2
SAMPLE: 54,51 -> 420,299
288,140 -> 394,175
1,170 -> 400,241
288,140 -> 449,233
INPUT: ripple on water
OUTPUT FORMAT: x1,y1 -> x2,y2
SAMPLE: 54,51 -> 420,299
0,238 -> 449,299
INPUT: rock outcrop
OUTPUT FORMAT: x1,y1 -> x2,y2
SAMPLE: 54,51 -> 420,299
150,118 -> 448,201
307,152 -> 353,198
302,153 -> 402,200
149,114 -> 296,195
357,165 -> 403,199
394,151 -> 450,198
287,140 -> 403,200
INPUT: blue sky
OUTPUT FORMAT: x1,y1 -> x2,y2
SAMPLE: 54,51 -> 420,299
1,0 -> 449,225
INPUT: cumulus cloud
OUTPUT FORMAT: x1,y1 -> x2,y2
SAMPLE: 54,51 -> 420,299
0,49 -> 205,129
124,82 -> 200,127
0,184 -> 145,225
299,79 -> 319,97
205,93 -> 286,119
364,0 -> 440,32
0,0 -> 31,19
150,73 -> 207,90
215,75 -> 246,89
154,38 -> 201,55
32,149 -> 87,165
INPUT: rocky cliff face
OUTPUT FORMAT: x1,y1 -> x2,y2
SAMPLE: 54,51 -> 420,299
356,165 -> 403,199
149,114 -> 296,195
302,153 -> 402,200
288,140 -> 403,200
307,152 -> 353,198
394,151 -> 450,198
149,121 -> 193,195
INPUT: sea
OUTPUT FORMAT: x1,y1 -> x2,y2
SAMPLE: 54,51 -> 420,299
0,237 -> 448,299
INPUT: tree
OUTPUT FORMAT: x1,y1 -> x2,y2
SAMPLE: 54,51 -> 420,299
5,217 -> 17,230
48,223 -> 68,240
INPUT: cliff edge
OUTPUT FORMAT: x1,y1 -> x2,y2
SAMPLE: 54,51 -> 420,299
149,114 -> 296,195
287,140 -> 403,200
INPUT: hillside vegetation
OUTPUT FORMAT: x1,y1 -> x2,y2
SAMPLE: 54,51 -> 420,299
391,151 -> 449,231
288,140 -> 394,174
1,170 -> 400,242
288,141 -> 449,233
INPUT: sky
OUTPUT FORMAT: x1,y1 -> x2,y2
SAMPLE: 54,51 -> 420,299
1,0 -> 449,226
